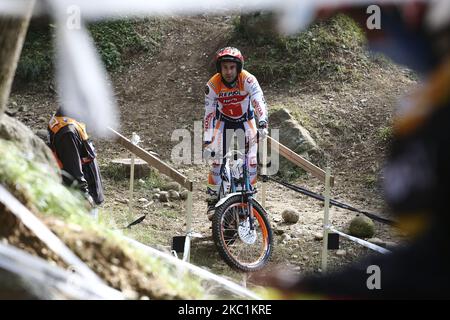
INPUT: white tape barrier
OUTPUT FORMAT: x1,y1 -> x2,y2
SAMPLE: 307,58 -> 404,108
0,185 -> 105,284
327,226 -> 392,255
0,243 -> 123,299
0,0 -> 413,33
0,184 -> 258,299
123,236 -> 262,300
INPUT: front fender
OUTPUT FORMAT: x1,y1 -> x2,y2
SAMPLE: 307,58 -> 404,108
215,192 -> 241,208
215,193 -> 264,209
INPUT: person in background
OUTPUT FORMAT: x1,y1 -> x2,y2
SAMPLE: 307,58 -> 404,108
48,107 -> 104,218
203,47 -> 269,220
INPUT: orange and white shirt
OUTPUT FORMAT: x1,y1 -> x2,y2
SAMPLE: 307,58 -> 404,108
203,70 -> 268,142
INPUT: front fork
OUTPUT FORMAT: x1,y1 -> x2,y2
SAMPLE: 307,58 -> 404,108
245,192 -> 255,231
233,191 -> 256,231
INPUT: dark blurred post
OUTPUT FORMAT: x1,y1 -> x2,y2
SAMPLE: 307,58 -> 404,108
0,1 -> 35,115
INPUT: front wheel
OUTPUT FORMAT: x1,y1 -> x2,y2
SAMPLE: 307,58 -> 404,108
212,195 -> 273,272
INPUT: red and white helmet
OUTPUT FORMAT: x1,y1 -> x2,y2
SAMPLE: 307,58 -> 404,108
215,47 -> 244,73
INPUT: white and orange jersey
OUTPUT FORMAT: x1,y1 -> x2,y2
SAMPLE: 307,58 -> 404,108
203,70 -> 267,143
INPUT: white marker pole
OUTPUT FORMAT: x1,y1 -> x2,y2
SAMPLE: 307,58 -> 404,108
128,132 -> 140,219
183,170 -> 193,262
321,167 -> 331,272
261,135 -> 268,207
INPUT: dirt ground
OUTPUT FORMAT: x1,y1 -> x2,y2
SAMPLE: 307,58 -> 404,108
9,15 -> 416,286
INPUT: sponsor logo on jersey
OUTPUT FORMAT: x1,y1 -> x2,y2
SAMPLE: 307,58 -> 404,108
218,90 -> 240,98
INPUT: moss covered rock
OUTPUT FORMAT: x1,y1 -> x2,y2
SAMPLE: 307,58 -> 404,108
0,115 -> 57,170
269,108 -> 320,178
348,214 -> 375,238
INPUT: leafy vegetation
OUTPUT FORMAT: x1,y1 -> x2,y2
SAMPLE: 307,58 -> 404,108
232,14 -> 370,85
16,18 -> 163,82
0,139 -> 205,299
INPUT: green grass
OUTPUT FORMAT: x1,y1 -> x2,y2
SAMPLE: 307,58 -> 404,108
99,162 -> 128,181
101,161 -> 166,188
377,125 -> 393,144
16,24 -> 54,82
140,168 -> 167,190
0,139 -> 208,299
0,140 -> 88,220
364,174 -> 379,189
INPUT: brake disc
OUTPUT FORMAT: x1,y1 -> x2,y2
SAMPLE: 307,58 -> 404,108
238,219 -> 257,245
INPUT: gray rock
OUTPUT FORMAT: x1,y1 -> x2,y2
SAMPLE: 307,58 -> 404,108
281,209 -> 300,224
34,129 -> 48,142
336,250 -> 347,256
180,190 -> 189,200
152,193 -> 160,200
269,108 -> 321,176
281,233 -> 291,242
0,115 -> 58,174
274,228 -> 285,236
168,190 -> 180,200
142,201 -> 154,209
138,198 -> 148,203
19,105 -> 29,112
348,215 -> 375,238
5,107 -> 18,116
314,232 -> 323,241
152,188 -> 161,193
163,182 -> 181,192
292,229 -> 304,238
367,238 -> 385,246
159,191 -> 169,202
115,198 -> 129,204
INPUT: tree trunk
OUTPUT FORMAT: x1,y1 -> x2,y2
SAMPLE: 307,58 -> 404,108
0,1 -> 35,116
111,158 -> 151,179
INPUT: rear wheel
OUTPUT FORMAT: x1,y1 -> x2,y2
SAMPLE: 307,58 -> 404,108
212,195 -> 273,272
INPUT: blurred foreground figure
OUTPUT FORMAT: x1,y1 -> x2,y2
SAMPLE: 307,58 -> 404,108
265,0 -> 450,299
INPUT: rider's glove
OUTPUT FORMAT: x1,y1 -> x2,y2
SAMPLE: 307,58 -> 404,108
258,120 -> 268,129
203,144 -> 215,160
258,120 -> 268,140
